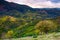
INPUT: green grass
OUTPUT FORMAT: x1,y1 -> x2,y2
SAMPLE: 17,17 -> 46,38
1,32 -> 60,40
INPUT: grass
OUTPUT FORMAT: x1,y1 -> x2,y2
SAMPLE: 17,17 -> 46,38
1,32 -> 60,40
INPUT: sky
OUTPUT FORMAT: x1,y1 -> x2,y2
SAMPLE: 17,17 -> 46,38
6,0 -> 60,8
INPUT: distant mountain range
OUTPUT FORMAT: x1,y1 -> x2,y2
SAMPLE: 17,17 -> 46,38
0,0 -> 60,19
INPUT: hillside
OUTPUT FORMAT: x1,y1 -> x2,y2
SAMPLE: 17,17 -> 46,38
0,0 -> 60,39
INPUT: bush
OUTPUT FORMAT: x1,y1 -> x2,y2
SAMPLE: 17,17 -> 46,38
35,20 -> 57,34
5,30 -> 14,38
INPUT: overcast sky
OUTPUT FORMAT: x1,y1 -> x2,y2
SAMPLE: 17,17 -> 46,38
6,0 -> 60,8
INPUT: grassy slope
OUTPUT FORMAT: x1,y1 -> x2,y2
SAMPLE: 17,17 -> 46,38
1,32 -> 60,40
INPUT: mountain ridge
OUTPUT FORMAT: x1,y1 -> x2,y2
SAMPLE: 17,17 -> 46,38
0,0 -> 60,19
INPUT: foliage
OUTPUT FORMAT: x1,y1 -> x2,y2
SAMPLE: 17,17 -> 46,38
0,10 -> 60,38
35,20 -> 58,34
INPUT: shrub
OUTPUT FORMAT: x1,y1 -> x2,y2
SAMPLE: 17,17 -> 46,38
5,30 -> 14,38
35,20 -> 57,34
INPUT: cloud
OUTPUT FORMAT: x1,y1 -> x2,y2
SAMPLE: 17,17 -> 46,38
27,1 -> 60,8
6,0 -> 60,8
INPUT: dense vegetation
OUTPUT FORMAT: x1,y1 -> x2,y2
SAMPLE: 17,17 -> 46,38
0,11 -> 60,38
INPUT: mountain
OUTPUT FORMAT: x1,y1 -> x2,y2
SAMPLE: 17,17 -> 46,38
0,0 -> 33,12
0,0 -> 60,38
0,0 -> 60,19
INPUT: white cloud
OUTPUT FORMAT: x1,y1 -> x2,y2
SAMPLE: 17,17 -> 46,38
28,1 -> 60,8
6,0 -> 60,8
